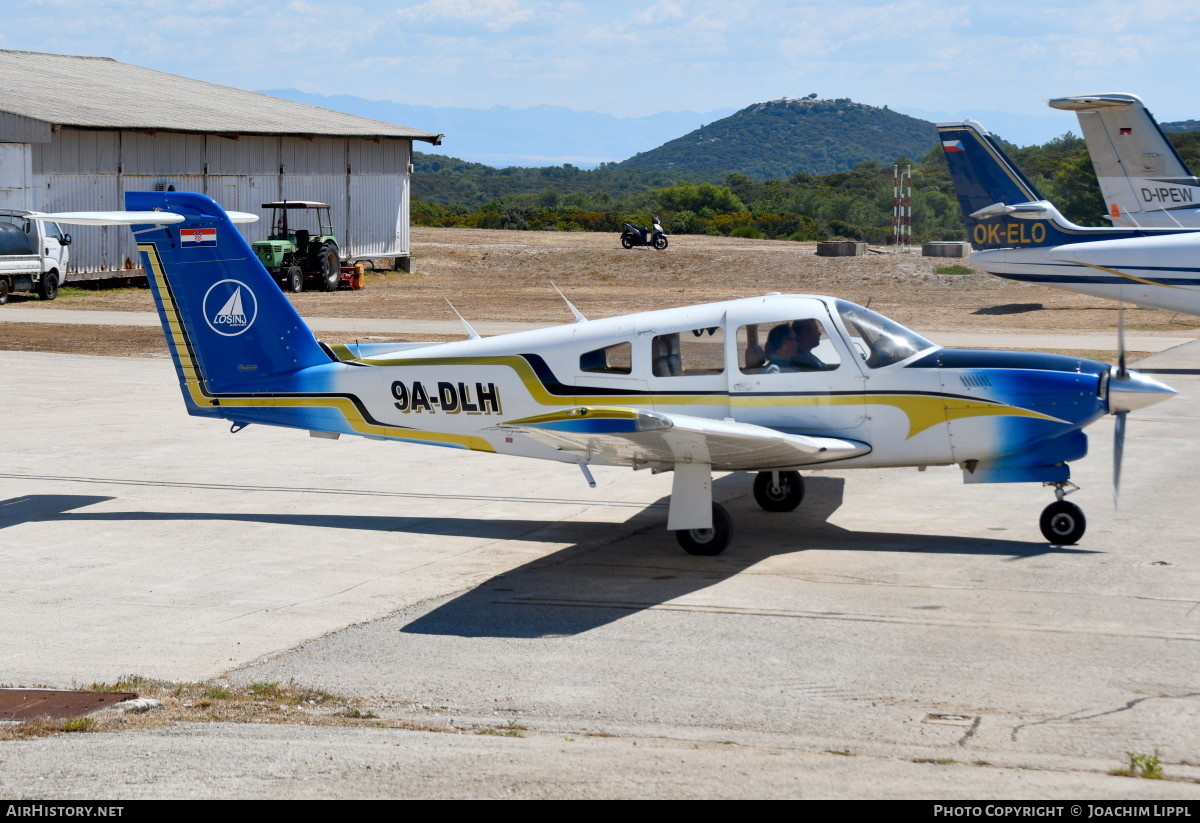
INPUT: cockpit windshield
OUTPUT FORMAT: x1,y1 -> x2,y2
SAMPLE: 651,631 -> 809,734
835,300 -> 935,368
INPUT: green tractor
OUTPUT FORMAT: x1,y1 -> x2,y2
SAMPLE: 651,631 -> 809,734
252,201 -> 343,292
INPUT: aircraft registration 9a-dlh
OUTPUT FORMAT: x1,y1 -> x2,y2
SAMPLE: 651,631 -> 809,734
35,192 -> 1176,555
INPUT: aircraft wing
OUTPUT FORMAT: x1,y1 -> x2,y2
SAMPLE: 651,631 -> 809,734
496,407 -> 870,471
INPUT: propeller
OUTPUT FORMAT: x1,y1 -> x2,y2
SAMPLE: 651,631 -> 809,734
1106,306 -> 1176,508
1113,308 -> 1127,508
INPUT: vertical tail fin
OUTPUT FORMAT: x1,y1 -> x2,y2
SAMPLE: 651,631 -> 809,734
1048,93 -> 1200,225
938,120 -> 1138,251
938,120 -> 1044,229
127,191 -> 330,404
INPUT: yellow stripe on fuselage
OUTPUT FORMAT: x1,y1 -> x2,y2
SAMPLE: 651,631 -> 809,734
1061,258 -> 1186,290
356,352 -> 1065,439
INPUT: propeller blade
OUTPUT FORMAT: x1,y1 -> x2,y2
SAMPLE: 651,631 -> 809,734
1113,410 -> 1126,509
1117,306 -> 1127,378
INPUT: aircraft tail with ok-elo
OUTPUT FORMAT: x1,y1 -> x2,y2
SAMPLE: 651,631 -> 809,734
938,119 -> 1147,250
1048,93 -> 1200,228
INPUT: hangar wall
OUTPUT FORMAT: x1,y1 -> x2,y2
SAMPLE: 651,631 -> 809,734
28,130 -> 412,279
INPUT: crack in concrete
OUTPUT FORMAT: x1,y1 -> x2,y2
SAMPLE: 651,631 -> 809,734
958,715 -> 982,747
1010,692 -> 1200,741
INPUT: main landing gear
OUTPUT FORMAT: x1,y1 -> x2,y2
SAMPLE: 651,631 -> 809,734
672,470 -> 806,556
675,503 -> 733,556
1040,482 -> 1086,544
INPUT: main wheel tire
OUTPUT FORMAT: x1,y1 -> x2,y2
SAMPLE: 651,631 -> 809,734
1040,500 -> 1086,544
621,234 -> 635,249
675,502 -> 733,556
654,235 -> 668,250
285,266 -> 304,293
0,279 -> 8,305
753,471 -> 804,512
319,244 -> 340,292
38,271 -> 58,301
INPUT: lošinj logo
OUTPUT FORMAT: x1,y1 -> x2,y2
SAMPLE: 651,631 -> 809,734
203,279 -> 258,337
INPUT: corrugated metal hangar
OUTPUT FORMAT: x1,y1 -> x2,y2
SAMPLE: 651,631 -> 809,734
0,49 -> 442,279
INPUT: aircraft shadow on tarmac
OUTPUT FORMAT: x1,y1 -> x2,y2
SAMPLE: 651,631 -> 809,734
4,481 -> 1096,640
400,474 -> 1099,639
0,494 -> 115,529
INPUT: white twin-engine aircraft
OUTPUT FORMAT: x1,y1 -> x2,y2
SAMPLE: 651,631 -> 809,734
37,192 -> 1175,555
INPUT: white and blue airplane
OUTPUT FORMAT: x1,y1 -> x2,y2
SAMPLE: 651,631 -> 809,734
940,119 -> 1200,316
1048,93 -> 1200,229
35,192 -> 1175,554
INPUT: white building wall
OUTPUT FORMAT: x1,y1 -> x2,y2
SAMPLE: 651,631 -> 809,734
29,130 -> 413,279
0,143 -> 33,211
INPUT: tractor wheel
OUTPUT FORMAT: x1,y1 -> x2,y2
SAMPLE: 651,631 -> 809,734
319,244 -> 341,292
285,266 -> 304,293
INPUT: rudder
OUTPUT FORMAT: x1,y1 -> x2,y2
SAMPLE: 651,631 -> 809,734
128,191 -> 329,403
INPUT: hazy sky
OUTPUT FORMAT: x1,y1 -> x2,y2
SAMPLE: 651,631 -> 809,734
9,0 -> 1199,128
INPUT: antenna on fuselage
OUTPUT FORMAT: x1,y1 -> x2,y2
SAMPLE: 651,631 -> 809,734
551,282 -> 588,323
445,298 -> 480,340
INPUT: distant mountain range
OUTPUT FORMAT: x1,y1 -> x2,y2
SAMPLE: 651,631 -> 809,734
259,89 -> 733,168
616,98 -> 937,178
1162,120 -> 1200,133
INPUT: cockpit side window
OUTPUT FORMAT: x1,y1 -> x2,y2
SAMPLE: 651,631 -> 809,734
651,327 -> 724,377
580,342 -> 632,374
737,320 -> 841,374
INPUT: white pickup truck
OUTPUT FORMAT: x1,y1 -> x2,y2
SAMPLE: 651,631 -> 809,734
0,210 -> 71,305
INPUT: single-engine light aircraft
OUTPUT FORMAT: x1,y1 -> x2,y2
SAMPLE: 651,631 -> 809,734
36,192 -> 1175,555
1048,93 -> 1200,229
940,119 -> 1200,316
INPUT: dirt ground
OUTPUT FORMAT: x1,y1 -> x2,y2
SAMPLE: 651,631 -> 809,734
2,227 -> 1197,358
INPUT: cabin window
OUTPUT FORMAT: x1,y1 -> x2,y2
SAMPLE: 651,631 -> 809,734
737,320 -> 841,374
580,342 -> 632,374
651,327 -> 725,377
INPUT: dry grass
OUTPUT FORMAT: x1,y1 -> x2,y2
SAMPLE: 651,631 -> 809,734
2,228 -> 1197,358
0,676 -> 522,741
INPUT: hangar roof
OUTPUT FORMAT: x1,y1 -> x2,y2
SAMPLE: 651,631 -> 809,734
0,50 -> 443,144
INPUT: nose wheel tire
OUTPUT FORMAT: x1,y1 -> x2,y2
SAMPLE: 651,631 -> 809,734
675,503 -> 733,556
1040,500 -> 1086,544
753,471 -> 804,512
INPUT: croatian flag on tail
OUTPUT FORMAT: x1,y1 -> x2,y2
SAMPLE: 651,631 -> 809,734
181,228 -> 217,247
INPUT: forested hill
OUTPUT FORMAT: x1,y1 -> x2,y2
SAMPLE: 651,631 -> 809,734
616,98 -> 938,178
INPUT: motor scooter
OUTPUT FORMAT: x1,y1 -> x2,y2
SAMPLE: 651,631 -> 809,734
620,215 -> 668,250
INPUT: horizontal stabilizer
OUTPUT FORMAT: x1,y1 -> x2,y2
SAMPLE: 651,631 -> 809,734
28,210 -> 259,226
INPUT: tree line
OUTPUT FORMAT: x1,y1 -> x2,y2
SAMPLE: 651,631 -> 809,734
411,131 -> 1200,245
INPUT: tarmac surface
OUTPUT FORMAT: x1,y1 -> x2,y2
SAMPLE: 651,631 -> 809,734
1,333 -> 1199,798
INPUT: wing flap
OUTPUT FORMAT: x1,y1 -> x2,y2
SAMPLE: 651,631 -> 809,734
496,407 -> 870,471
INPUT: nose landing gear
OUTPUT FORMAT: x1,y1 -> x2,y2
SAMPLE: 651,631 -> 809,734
1040,481 -> 1086,544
